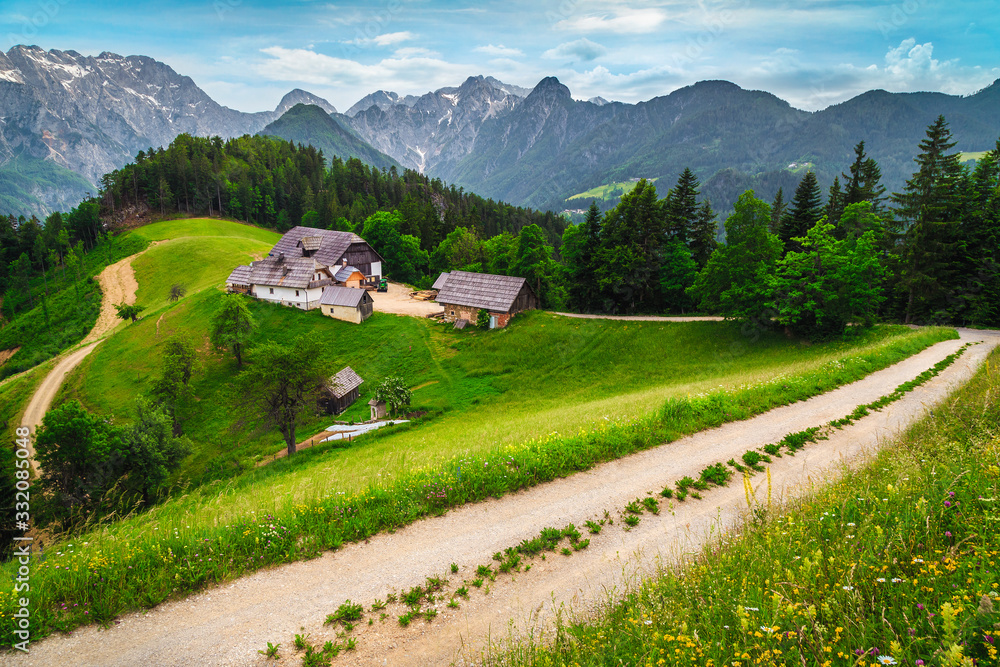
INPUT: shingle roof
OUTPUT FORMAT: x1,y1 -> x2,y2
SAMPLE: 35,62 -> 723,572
432,272 -> 450,290
247,255 -> 323,289
435,271 -> 530,312
269,226 -> 377,266
227,265 -> 252,285
320,285 -> 369,308
335,265 -> 363,282
327,366 -> 363,399
299,235 -> 323,252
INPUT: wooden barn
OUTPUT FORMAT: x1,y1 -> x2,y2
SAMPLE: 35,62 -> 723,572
225,226 -> 384,310
322,367 -> 364,415
320,285 -> 374,324
434,270 -> 538,328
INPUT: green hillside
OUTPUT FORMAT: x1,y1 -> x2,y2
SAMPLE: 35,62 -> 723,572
0,154 -> 94,217
261,104 -> 400,171
566,178 -> 658,202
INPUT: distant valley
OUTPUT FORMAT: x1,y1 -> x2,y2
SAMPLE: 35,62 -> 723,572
2,45 -> 999,218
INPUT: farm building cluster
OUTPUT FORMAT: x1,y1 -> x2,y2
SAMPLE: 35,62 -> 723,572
226,225 -> 382,324
226,226 -> 538,329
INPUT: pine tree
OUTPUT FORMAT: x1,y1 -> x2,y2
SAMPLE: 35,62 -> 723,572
780,171 -> 824,253
688,199 -> 718,268
890,115 -> 966,324
826,176 -> 844,226
769,188 -> 786,235
842,141 -> 887,215
961,140 -> 1000,325
665,168 -> 699,247
566,202 -> 603,311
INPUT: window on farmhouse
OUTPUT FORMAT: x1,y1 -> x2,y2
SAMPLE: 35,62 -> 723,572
269,288 -> 274,294
295,290 -> 300,296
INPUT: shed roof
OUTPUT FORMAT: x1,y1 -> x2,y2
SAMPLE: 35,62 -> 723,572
227,265 -> 252,285
247,255 -> 322,289
435,270 -> 530,312
320,285 -> 369,308
431,272 -> 450,290
335,265 -> 364,282
269,226 -> 382,266
326,366 -> 363,399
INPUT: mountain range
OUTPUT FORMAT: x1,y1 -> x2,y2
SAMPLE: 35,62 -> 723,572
2,45 -> 999,219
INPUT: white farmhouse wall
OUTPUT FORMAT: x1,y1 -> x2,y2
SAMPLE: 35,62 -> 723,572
252,285 -> 325,310
370,261 -> 382,279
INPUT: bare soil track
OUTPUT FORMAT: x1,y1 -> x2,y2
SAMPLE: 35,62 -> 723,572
18,245 -> 153,474
5,329 -> 996,667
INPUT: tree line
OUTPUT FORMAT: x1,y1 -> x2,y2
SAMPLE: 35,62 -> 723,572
562,116 -> 1000,334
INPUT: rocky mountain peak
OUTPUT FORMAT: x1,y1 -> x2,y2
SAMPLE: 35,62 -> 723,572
276,89 -> 337,116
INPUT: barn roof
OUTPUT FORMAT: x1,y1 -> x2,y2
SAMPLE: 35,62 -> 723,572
327,366 -> 363,399
320,285 -> 369,308
435,270 -> 530,312
247,255 -> 322,289
227,265 -> 252,285
334,265 -> 364,282
431,272 -> 450,290
269,226 -> 382,266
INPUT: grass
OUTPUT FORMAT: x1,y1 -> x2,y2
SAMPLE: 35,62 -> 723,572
0,321 -> 956,642
959,151 -> 988,163
0,233 -> 149,379
565,178 -> 658,202
493,346 -> 1000,667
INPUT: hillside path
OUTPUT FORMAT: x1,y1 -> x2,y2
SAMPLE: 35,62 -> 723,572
18,244 -> 153,474
5,329 -> 998,667
553,311 -> 724,322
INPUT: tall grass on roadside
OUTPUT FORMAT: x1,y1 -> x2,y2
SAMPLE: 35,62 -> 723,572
0,327 -> 958,644
495,347 -> 1000,667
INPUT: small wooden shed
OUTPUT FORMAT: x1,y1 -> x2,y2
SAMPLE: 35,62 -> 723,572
322,367 -> 364,415
368,399 -> 387,420
334,264 -> 366,288
320,285 -> 374,324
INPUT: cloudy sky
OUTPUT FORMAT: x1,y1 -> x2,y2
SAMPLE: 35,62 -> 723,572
2,0 -> 998,113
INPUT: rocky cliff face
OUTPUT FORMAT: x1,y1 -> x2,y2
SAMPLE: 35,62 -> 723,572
345,75 -> 528,173
0,46 -> 335,194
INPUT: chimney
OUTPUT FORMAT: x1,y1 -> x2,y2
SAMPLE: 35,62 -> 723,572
342,258 -> 347,267
278,252 -> 285,263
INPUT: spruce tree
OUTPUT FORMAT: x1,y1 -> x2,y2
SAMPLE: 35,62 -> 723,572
665,168 -> 699,247
826,176 -> 844,227
962,141 -> 1000,326
780,171 -> 824,253
842,141 -> 887,214
890,115 -> 966,324
769,188 -> 786,235
688,199 -> 718,268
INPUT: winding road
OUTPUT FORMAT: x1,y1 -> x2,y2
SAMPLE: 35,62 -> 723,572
17,245 -> 149,474
4,327 -> 996,667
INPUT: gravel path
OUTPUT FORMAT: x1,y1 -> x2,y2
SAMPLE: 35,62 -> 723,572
552,312 -> 724,322
18,245 -> 152,474
6,329 -> 997,667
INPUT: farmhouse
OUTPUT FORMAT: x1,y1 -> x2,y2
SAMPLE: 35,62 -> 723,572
434,270 -> 538,328
225,226 -> 384,310
321,366 -> 364,415
320,285 -> 374,324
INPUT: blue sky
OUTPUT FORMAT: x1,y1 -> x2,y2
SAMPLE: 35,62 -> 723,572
2,0 -> 998,113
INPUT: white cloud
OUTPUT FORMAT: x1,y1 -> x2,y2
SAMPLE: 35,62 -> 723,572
254,46 -> 472,109
543,38 -> 608,62
394,46 -> 438,58
556,8 -> 668,34
473,44 -> 523,58
373,31 -> 413,47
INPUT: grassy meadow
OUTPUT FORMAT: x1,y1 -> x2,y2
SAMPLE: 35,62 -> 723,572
496,346 -> 1000,667
1,216 -> 963,643
566,178 -> 658,202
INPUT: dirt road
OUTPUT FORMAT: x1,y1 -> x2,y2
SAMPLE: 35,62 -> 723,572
6,329 -> 996,667
371,282 -> 444,318
553,312 -> 724,322
18,246 -> 150,471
